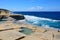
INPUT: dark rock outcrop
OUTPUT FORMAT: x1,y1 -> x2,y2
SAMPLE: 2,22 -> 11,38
10,15 -> 25,20
0,9 -> 25,20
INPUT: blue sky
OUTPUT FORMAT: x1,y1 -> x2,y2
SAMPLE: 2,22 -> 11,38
0,0 -> 60,11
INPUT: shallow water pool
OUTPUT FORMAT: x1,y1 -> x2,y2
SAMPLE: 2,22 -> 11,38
19,27 -> 34,35
0,20 -> 6,24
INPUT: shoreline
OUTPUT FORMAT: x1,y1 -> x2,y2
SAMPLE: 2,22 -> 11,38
0,21 -> 60,40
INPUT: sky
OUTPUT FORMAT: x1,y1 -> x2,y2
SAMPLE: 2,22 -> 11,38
0,0 -> 60,11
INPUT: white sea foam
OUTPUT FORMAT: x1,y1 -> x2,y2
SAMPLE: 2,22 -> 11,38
24,15 -> 60,30
24,15 -> 60,22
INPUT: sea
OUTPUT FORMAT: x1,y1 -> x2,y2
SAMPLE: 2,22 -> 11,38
13,12 -> 60,30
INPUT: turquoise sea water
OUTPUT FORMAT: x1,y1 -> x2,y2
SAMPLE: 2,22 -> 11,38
13,12 -> 60,30
24,15 -> 60,29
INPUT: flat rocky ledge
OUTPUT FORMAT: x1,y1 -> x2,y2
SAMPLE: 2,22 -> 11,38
0,21 -> 60,40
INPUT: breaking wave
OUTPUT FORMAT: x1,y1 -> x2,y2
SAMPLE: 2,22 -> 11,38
24,15 -> 60,29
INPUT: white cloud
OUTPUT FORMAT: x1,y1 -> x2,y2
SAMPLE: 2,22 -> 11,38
27,6 -> 43,11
